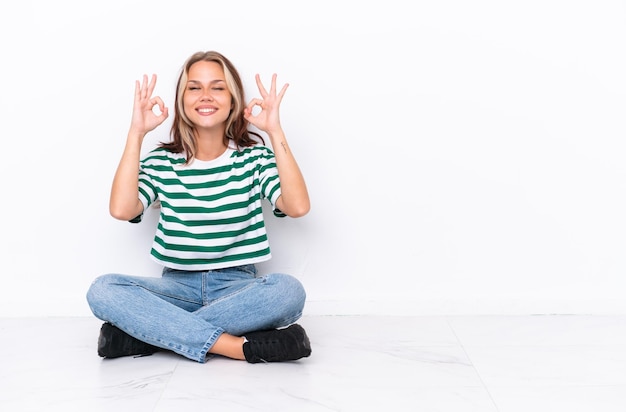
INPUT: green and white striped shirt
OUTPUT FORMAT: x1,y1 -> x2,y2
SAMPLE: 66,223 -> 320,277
135,141 -> 284,270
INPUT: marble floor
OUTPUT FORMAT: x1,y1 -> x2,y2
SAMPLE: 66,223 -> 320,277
1,315 -> 626,411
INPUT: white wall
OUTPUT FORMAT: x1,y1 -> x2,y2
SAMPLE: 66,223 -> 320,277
1,0 -> 624,317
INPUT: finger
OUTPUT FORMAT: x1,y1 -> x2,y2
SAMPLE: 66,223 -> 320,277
146,74 -> 157,97
243,107 -> 251,120
152,96 -> 167,112
269,73 -> 277,96
255,74 -> 268,98
244,100 -> 255,116
246,98 -> 263,111
276,82 -> 289,101
140,74 -> 149,99
158,105 -> 169,121
134,79 -> 141,101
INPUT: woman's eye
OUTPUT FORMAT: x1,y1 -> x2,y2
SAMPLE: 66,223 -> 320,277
212,87 -> 225,91
188,87 -> 200,91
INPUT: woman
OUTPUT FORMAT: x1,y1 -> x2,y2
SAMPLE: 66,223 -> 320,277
86,51 -> 311,364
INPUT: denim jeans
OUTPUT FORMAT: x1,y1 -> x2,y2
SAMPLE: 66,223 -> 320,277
86,264 -> 306,363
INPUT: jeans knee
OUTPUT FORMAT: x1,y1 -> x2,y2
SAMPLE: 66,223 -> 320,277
85,273 -> 120,316
272,273 -> 307,314
290,276 -> 307,310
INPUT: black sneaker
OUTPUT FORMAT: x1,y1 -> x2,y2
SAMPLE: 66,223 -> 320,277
243,324 -> 312,363
97,322 -> 160,359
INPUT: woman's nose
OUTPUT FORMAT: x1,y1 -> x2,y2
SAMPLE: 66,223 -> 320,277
200,89 -> 214,101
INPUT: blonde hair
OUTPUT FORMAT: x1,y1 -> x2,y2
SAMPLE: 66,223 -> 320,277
160,51 -> 262,163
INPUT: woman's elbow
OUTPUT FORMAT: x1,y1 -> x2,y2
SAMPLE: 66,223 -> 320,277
109,201 -> 142,221
285,200 -> 310,218
109,207 -> 133,221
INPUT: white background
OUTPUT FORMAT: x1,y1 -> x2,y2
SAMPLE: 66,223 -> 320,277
1,0 -> 624,317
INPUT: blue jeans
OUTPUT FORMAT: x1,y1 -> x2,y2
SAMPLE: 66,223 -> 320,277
86,264 -> 306,363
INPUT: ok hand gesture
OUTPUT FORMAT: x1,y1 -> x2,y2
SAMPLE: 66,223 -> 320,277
130,74 -> 169,136
244,73 -> 288,136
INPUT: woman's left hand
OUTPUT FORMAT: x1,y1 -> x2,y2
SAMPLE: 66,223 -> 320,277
244,73 -> 288,135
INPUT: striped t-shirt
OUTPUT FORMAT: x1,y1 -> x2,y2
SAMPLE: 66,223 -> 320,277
135,140 -> 284,270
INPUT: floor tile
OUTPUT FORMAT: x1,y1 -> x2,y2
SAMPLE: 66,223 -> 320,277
487,385 -> 626,412
461,345 -> 626,387
1,315 -> 626,411
447,315 -> 626,346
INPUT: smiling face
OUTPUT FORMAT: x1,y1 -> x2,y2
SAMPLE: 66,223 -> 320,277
183,60 -> 233,132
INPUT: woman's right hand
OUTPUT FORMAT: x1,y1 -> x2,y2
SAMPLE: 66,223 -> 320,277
130,74 -> 169,136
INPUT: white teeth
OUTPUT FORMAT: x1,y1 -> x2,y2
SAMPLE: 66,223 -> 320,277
198,108 -> 216,113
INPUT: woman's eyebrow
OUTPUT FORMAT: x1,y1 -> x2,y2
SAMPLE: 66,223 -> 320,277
187,79 -> 226,84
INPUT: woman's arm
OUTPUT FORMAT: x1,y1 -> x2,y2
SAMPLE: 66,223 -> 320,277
109,74 -> 169,221
244,74 -> 310,218
268,129 -> 310,218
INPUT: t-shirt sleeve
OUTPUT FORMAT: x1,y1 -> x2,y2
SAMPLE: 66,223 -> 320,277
258,147 -> 286,218
130,157 -> 159,223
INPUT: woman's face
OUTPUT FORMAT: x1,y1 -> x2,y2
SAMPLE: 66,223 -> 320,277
183,60 -> 232,131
